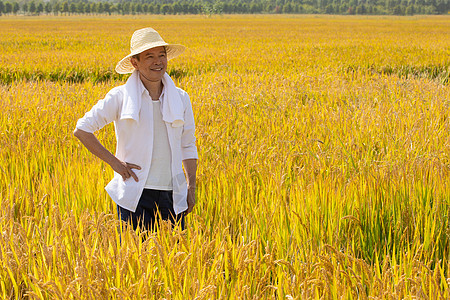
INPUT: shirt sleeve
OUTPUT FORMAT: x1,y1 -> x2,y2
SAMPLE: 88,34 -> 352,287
75,88 -> 121,133
181,92 -> 198,161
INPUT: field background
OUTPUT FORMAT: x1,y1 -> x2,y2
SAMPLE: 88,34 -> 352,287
0,15 -> 449,299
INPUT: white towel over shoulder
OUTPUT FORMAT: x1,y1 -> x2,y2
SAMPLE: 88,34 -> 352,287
120,70 -> 185,128
161,73 -> 184,127
120,70 -> 142,122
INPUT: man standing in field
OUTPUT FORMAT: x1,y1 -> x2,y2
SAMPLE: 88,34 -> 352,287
74,28 -> 198,231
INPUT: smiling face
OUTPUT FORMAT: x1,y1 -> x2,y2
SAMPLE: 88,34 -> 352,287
130,46 -> 167,84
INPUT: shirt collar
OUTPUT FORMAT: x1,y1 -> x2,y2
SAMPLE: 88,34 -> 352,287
137,74 -> 146,96
137,74 -> 165,101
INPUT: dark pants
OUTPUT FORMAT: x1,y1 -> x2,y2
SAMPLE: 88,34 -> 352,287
118,189 -> 185,231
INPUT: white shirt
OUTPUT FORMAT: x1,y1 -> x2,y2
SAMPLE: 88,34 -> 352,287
75,72 -> 198,215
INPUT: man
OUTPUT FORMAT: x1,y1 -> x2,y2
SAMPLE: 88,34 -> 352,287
74,27 -> 198,231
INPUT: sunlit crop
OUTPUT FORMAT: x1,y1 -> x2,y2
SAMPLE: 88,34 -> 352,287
0,15 -> 449,299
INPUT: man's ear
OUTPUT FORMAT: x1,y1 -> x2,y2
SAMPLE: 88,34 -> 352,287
130,57 -> 139,69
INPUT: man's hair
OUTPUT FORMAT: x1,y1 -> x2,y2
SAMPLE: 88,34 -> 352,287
131,46 -> 167,62
132,53 -> 140,61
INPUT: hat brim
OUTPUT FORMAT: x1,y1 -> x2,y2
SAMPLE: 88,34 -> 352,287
115,43 -> 185,74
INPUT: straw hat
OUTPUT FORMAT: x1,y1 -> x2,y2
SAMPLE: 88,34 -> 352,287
115,27 -> 185,74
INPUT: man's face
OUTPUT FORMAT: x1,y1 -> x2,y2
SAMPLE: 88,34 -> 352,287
131,46 -> 167,83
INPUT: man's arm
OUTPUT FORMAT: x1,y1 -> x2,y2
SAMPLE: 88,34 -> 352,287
74,128 -> 141,182
182,158 -> 197,214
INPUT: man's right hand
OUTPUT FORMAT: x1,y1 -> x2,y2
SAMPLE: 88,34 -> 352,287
110,159 -> 141,182
73,128 -> 141,182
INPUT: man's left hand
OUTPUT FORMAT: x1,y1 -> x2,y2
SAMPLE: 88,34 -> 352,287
184,186 -> 196,215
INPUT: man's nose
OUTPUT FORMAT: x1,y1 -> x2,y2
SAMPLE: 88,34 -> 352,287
153,57 -> 162,64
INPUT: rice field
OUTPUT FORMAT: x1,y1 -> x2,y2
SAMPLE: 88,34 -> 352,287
0,15 -> 449,299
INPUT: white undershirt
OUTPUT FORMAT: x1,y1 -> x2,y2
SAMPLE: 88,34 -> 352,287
144,99 -> 173,190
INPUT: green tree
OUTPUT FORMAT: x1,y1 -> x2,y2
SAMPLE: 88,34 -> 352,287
181,2 -> 189,13
161,3 -> 171,14
435,0 -> 447,13
249,3 -> 258,13
28,1 -> 36,15
282,2 -> 293,13
90,3 -> 95,14
405,4 -> 414,13
69,3 -> 76,15
97,2 -> 104,14
154,4 -> 160,14
77,2 -> 84,14
424,5 -> 437,14
5,1 -> 11,13
104,2 -> 111,15
135,3 -> 142,14
37,2 -> 43,14
393,4 -> 402,13
84,2 -> 90,14
115,3 -> 122,14
61,1 -> 69,15
172,2 -> 180,14
123,2 -> 130,14
325,3 -> 334,12
241,2 -> 249,13
147,3 -> 154,13
12,1 -> 18,13
356,4 -> 366,13
214,1 -> 224,13
53,2 -> 60,15
45,2 -> 51,14
111,3 -> 119,14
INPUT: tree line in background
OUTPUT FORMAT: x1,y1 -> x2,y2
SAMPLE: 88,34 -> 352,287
0,0 -> 448,16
